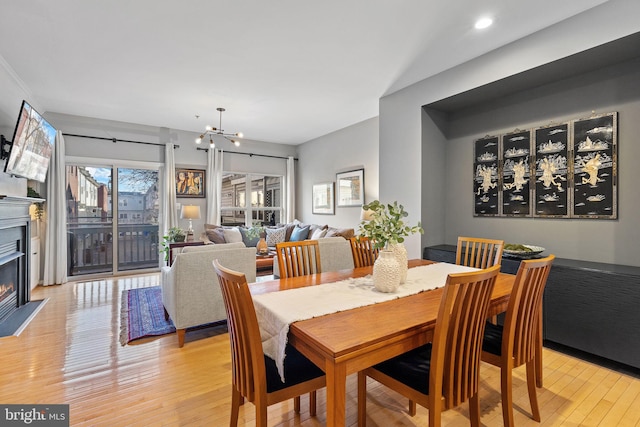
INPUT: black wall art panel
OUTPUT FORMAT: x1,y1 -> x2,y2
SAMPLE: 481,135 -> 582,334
572,112 -> 617,218
473,136 -> 500,216
501,130 -> 532,217
534,123 -> 570,217
471,112 -> 617,220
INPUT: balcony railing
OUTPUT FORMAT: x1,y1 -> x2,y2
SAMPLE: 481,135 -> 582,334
67,223 -> 160,276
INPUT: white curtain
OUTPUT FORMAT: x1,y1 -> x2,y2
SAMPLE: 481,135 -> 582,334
206,148 -> 223,225
42,131 -> 67,286
162,143 -> 178,235
285,155 -> 295,223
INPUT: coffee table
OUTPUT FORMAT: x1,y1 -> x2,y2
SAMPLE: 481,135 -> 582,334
256,250 -> 276,276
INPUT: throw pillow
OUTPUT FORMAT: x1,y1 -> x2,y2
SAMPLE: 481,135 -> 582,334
283,223 -> 298,241
266,226 -> 286,247
239,227 -> 260,247
308,223 -> 328,236
289,225 -> 310,242
309,227 -> 327,240
204,223 -> 220,230
222,227 -> 243,244
324,227 -> 355,239
205,228 -> 226,244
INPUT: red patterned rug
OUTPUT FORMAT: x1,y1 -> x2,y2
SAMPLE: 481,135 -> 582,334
120,286 -> 175,345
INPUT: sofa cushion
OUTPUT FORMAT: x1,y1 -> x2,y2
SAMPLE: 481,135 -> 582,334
223,227 -> 243,243
283,223 -> 297,241
324,226 -> 355,239
289,225 -> 310,241
308,223 -> 327,235
239,227 -> 261,247
266,226 -> 287,246
309,227 -> 327,240
205,227 -> 226,244
181,242 -> 246,253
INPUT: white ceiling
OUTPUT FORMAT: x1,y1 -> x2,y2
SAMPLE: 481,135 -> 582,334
0,0 -> 608,144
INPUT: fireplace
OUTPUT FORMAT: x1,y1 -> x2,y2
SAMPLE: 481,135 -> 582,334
0,196 -> 32,323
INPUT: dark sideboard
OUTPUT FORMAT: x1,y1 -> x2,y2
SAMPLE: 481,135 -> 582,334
424,244 -> 640,371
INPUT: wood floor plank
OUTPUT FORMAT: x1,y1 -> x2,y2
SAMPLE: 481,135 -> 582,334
1,272 -> 638,426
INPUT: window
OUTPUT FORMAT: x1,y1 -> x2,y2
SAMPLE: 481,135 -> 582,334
221,172 -> 282,226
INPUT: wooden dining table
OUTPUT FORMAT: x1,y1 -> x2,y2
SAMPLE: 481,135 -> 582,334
250,259 -> 515,427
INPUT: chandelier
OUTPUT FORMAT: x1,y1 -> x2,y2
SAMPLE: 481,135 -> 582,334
195,107 -> 243,148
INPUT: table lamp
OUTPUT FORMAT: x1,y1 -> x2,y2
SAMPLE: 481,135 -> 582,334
360,208 -> 375,221
180,205 -> 201,241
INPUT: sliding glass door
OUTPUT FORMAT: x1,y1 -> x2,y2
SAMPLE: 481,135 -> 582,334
66,165 -> 159,277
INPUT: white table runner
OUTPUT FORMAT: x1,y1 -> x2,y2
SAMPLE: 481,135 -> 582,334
252,262 -> 478,381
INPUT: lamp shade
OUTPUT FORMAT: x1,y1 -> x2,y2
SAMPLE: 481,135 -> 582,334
360,208 -> 375,221
180,205 -> 201,220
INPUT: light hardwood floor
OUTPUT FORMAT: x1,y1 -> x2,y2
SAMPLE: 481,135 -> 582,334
1,273 -> 639,426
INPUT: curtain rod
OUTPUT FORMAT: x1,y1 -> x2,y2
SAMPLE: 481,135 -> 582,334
62,133 -> 180,148
196,147 -> 297,160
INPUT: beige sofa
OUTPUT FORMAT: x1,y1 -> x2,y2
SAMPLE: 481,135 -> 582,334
160,242 -> 257,347
273,236 -> 355,278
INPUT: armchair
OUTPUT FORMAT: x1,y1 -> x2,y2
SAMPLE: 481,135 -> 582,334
160,242 -> 257,347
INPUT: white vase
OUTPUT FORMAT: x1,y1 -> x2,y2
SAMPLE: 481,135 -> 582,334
389,243 -> 408,284
373,249 -> 401,293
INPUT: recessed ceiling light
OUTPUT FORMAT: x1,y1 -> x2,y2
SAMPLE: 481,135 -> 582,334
475,17 -> 493,30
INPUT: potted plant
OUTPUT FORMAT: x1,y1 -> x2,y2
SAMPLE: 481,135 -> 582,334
27,187 -> 45,220
161,227 -> 186,262
358,200 -> 423,289
358,200 -> 423,249
245,222 -> 268,254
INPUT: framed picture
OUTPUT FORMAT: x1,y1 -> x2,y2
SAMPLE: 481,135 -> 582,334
176,168 -> 205,198
312,182 -> 335,214
473,136 -> 500,216
533,123 -> 570,218
501,129 -> 532,217
571,112 -> 617,219
336,169 -> 364,207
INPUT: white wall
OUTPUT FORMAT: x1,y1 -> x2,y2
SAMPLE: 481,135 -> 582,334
296,117 -> 378,229
0,58 -> 34,197
43,112 -> 296,234
379,0 -> 640,262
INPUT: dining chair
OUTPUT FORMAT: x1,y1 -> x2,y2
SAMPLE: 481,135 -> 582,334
481,254 -> 555,427
275,240 -> 321,278
357,265 -> 500,427
456,236 -> 504,269
213,259 -> 326,427
349,236 -> 379,268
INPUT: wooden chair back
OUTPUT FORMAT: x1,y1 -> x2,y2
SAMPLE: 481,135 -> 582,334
504,254 -> 555,367
213,259 -> 326,426
481,254 -> 554,427
358,265 -> 500,427
455,236 -> 504,269
275,240 -> 321,278
213,259 -> 264,405
349,236 -> 379,268
431,265 -> 500,413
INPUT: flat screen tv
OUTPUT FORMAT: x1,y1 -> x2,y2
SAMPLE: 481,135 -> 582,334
3,100 -> 56,183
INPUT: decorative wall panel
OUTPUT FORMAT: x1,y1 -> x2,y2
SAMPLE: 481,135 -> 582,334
533,123 -> 570,218
473,136 -> 500,216
501,129 -> 532,217
571,112 -> 617,219
472,112 -> 617,219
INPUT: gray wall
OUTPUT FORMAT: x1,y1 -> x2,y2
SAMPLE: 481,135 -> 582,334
296,117 -> 378,229
439,57 -> 640,266
380,0 -> 640,262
